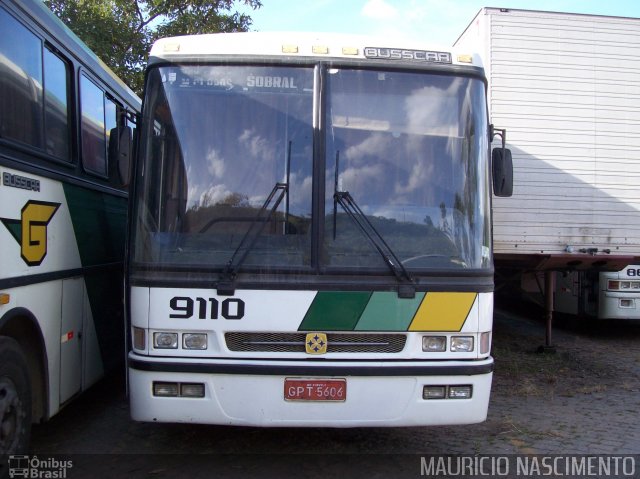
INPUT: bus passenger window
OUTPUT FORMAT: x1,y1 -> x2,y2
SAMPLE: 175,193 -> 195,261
80,75 -> 107,175
44,47 -> 71,160
0,7 -> 43,148
105,96 -> 117,158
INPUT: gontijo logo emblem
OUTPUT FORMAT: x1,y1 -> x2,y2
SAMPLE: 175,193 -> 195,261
305,333 -> 328,354
1,200 -> 60,266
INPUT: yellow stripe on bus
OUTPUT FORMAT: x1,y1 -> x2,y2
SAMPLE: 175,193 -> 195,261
408,292 -> 477,332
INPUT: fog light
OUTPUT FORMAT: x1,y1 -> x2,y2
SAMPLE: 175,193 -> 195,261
449,385 -> 473,399
620,299 -> 634,308
183,333 -> 207,350
422,336 -> 446,352
451,336 -> 474,352
153,382 -> 179,397
133,327 -> 146,350
480,332 -> 491,355
423,385 -> 446,399
154,332 -> 178,349
180,383 -> 205,398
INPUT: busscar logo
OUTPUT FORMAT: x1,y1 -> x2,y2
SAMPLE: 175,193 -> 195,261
1,200 -> 60,266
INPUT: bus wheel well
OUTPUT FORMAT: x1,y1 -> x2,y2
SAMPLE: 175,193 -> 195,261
0,309 -> 48,423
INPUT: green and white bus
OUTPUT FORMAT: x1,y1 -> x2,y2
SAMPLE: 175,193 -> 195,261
127,32 -> 512,427
0,0 -> 140,454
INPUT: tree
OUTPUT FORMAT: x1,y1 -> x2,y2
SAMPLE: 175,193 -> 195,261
45,0 -> 262,95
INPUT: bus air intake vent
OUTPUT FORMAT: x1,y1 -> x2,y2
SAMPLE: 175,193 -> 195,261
225,332 -> 406,353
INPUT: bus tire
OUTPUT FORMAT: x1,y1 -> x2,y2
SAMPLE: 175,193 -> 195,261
0,336 -> 32,455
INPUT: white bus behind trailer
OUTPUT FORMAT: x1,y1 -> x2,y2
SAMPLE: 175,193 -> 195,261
598,265 -> 640,320
0,0 -> 140,454
126,32 -> 513,427
455,8 -> 640,329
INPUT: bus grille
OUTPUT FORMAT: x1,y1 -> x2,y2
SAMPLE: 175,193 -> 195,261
225,332 -> 407,353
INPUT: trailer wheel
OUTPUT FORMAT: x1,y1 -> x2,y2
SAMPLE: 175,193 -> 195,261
0,336 -> 31,455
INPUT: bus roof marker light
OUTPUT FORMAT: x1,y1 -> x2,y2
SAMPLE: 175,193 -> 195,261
457,54 -> 473,63
312,45 -> 329,54
342,47 -> 359,56
282,44 -> 299,54
163,42 -> 181,53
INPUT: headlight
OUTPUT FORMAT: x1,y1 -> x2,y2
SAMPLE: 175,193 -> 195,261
183,333 -> 207,350
153,332 -> 178,349
422,336 -> 447,352
450,336 -> 474,352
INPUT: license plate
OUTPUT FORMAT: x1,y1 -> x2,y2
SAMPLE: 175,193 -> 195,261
284,378 -> 346,401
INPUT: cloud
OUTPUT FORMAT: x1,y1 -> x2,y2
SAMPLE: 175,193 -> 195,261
361,0 -> 398,20
206,148 -> 225,178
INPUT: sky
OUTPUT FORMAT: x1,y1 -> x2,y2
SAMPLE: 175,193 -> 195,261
239,0 -> 640,46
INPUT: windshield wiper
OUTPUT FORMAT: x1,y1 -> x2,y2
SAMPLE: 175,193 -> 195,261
333,151 -> 415,298
217,182 -> 287,295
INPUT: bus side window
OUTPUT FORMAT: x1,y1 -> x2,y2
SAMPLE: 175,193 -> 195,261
43,46 -> 71,160
80,74 -> 108,176
0,7 -> 44,148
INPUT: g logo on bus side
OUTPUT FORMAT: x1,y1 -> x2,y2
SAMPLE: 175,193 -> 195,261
169,296 -> 245,320
1,200 -> 60,266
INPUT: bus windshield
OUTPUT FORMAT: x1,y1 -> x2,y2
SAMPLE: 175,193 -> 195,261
133,64 -> 491,274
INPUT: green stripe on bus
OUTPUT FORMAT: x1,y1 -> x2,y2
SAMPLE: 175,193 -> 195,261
62,183 -> 127,266
62,183 -> 127,369
354,291 -> 425,331
299,291 -> 372,331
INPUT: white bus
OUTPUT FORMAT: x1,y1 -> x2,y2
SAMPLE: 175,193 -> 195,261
598,265 -> 640,320
0,0 -> 140,454
552,265 -> 640,320
127,32 -> 512,427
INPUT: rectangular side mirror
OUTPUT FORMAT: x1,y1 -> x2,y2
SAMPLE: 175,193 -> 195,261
492,147 -> 513,197
109,126 -> 133,186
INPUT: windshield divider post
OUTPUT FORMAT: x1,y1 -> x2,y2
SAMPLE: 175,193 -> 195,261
284,140 -> 292,235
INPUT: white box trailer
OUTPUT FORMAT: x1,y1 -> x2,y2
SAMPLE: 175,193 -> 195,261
456,8 -> 640,321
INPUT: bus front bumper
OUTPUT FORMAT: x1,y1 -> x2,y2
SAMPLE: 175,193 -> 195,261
128,354 -> 494,427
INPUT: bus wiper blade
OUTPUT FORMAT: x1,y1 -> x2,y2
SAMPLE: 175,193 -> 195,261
333,151 -> 414,297
217,182 -> 287,295
333,190 -> 415,298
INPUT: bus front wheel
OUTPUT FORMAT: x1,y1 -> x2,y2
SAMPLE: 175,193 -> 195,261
0,336 -> 32,455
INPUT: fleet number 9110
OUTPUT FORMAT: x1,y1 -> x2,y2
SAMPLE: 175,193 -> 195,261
169,296 -> 245,320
